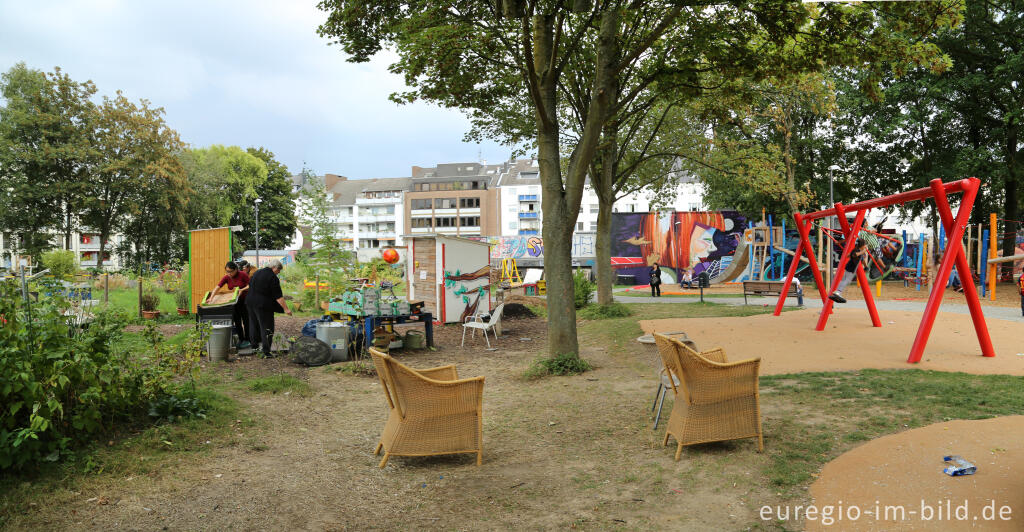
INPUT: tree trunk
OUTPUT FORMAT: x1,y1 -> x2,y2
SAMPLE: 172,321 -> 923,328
532,14 -> 580,357
595,196 -> 614,304
1001,122 -> 1019,259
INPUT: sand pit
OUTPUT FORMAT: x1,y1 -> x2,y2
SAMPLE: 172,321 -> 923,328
639,308 -> 1024,375
805,417 -> 1024,531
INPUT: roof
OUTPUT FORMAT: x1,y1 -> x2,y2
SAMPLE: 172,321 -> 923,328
495,159 -> 541,187
328,179 -> 366,205
402,234 -> 492,247
359,177 -> 410,192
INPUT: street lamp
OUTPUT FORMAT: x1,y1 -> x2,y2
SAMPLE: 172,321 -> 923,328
827,165 -> 841,283
254,198 -> 263,267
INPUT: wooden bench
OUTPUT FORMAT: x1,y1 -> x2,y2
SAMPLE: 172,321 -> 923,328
742,280 -> 800,305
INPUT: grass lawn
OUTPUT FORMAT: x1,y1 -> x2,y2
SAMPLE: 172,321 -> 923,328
2,301 -> 1021,530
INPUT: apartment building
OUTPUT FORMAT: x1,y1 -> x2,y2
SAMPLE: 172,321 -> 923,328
495,160 -> 542,236
1,230 -> 124,270
326,175 -> 408,256
404,162 -> 502,237
292,173 -> 408,258
494,159 -> 707,237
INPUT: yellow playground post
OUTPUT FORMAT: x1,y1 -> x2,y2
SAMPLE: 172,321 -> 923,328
989,212 -> 997,300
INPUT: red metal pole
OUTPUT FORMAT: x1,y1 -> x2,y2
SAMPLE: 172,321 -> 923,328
773,215 -> 807,315
931,178 -> 994,358
797,216 -> 829,304
801,179 -> 972,222
907,178 -> 991,362
838,215 -> 882,328
815,205 -> 867,331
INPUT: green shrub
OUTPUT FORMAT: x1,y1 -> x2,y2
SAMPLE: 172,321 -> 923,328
0,284 -> 203,470
578,302 -> 632,320
523,352 -> 592,379
174,287 -> 190,310
573,269 -> 595,309
40,249 -> 78,280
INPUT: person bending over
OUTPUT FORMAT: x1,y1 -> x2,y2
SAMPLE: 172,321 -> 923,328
828,239 -> 868,304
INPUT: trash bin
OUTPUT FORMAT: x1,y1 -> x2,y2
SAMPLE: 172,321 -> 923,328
316,321 -> 350,362
207,324 -> 232,362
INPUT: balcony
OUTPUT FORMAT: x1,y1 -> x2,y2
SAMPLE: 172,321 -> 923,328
356,196 -> 401,205
518,229 -> 539,235
358,231 -> 397,239
356,213 -> 396,223
518,194 -> 539,202
519,212 -> 538,219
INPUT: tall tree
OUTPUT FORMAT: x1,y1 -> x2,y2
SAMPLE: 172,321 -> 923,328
179,145 -> 268,236
83,92 -> 187,270
0,63 -> 96,259
232,147 -> 298,251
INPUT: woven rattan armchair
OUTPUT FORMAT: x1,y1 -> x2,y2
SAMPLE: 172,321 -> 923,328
369,348 -> 485,467
652,333 -> 763,460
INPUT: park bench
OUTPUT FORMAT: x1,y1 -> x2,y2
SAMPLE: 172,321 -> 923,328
742,280 -> 800,305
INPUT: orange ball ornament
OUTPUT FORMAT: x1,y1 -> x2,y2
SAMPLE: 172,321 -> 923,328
381,248 -> 400,264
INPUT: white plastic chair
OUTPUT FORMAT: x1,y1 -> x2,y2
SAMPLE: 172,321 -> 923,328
461,303 -> 504,348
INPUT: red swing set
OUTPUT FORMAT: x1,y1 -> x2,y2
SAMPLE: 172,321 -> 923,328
772,177 -> 995,364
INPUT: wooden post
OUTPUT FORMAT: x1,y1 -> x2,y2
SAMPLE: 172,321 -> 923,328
989,212 -> 997,300
817,224 -> 823,266
977,223 -> 984,276
138,275 -> 143,319
104,273 -> 109,303
315,271 -> 320,312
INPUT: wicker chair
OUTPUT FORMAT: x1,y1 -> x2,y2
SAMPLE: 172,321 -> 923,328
368,348 -> 485,467
652,333 -> 763,460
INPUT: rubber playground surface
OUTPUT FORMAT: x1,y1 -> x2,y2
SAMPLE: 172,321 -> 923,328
807,416 -> 1024,531
639,307 -> 1024,376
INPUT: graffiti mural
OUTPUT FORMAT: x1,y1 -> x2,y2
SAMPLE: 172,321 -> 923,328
473,234 -> 596,260
610,211 -> 747,283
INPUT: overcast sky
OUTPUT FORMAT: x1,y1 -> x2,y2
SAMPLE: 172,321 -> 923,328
0,0 -> 516,179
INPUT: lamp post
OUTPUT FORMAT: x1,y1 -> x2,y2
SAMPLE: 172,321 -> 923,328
827,165 -> 841,284
255,198 -> 263,267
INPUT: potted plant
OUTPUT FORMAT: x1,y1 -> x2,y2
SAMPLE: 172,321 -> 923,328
174,287 -> 190,315
140,289 -> 161,319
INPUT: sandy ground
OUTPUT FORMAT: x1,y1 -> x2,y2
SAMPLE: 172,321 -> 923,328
807,416 -> 1024,531
622,280 -> 1024,308
640,308 -> 1024,375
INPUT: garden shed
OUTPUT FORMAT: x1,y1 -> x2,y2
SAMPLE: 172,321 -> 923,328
188,227 -> 233,312
405,234 -> 491,323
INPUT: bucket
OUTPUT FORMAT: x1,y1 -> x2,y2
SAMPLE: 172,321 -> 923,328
404,330 -> 424,349
207,324 -> 232,362
316,321 -> 350,362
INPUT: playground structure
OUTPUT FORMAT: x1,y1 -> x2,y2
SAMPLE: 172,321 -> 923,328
773,178 -> 994,364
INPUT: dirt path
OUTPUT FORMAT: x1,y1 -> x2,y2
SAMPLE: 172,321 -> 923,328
21,316 -> 785,530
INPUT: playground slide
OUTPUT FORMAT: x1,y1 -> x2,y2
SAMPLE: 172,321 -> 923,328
709,244 -> 749,284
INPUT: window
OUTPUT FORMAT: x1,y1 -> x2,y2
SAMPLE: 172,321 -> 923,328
460,216 -> 480,227
384,205 -> 395,214
590,204 -> 598,213
411,218 -> 433,228
434,198 -> 457,209
435,216 -> 457,227
460,197 -> 481,208
418,183 -> 429,191
508,222 -> 518,229
630,204 -> 636,212
589,222 -> 597,231
577,222 -> 584,231
411,199 -> 432,210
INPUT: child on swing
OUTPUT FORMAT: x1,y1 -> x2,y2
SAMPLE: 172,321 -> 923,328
828,238 -> 869,304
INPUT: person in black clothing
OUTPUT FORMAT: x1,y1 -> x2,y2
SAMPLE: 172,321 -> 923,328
246,259 -> 292,357
828,239 -> 868,304
649,262 -> 662,297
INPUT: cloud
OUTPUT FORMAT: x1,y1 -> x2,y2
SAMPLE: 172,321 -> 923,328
0,0 -> 517,177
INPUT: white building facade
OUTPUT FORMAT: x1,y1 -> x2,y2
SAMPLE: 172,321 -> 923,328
494,159 -> 707,237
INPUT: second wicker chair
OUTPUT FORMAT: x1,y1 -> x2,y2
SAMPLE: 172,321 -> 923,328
652,333 -> 763,460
